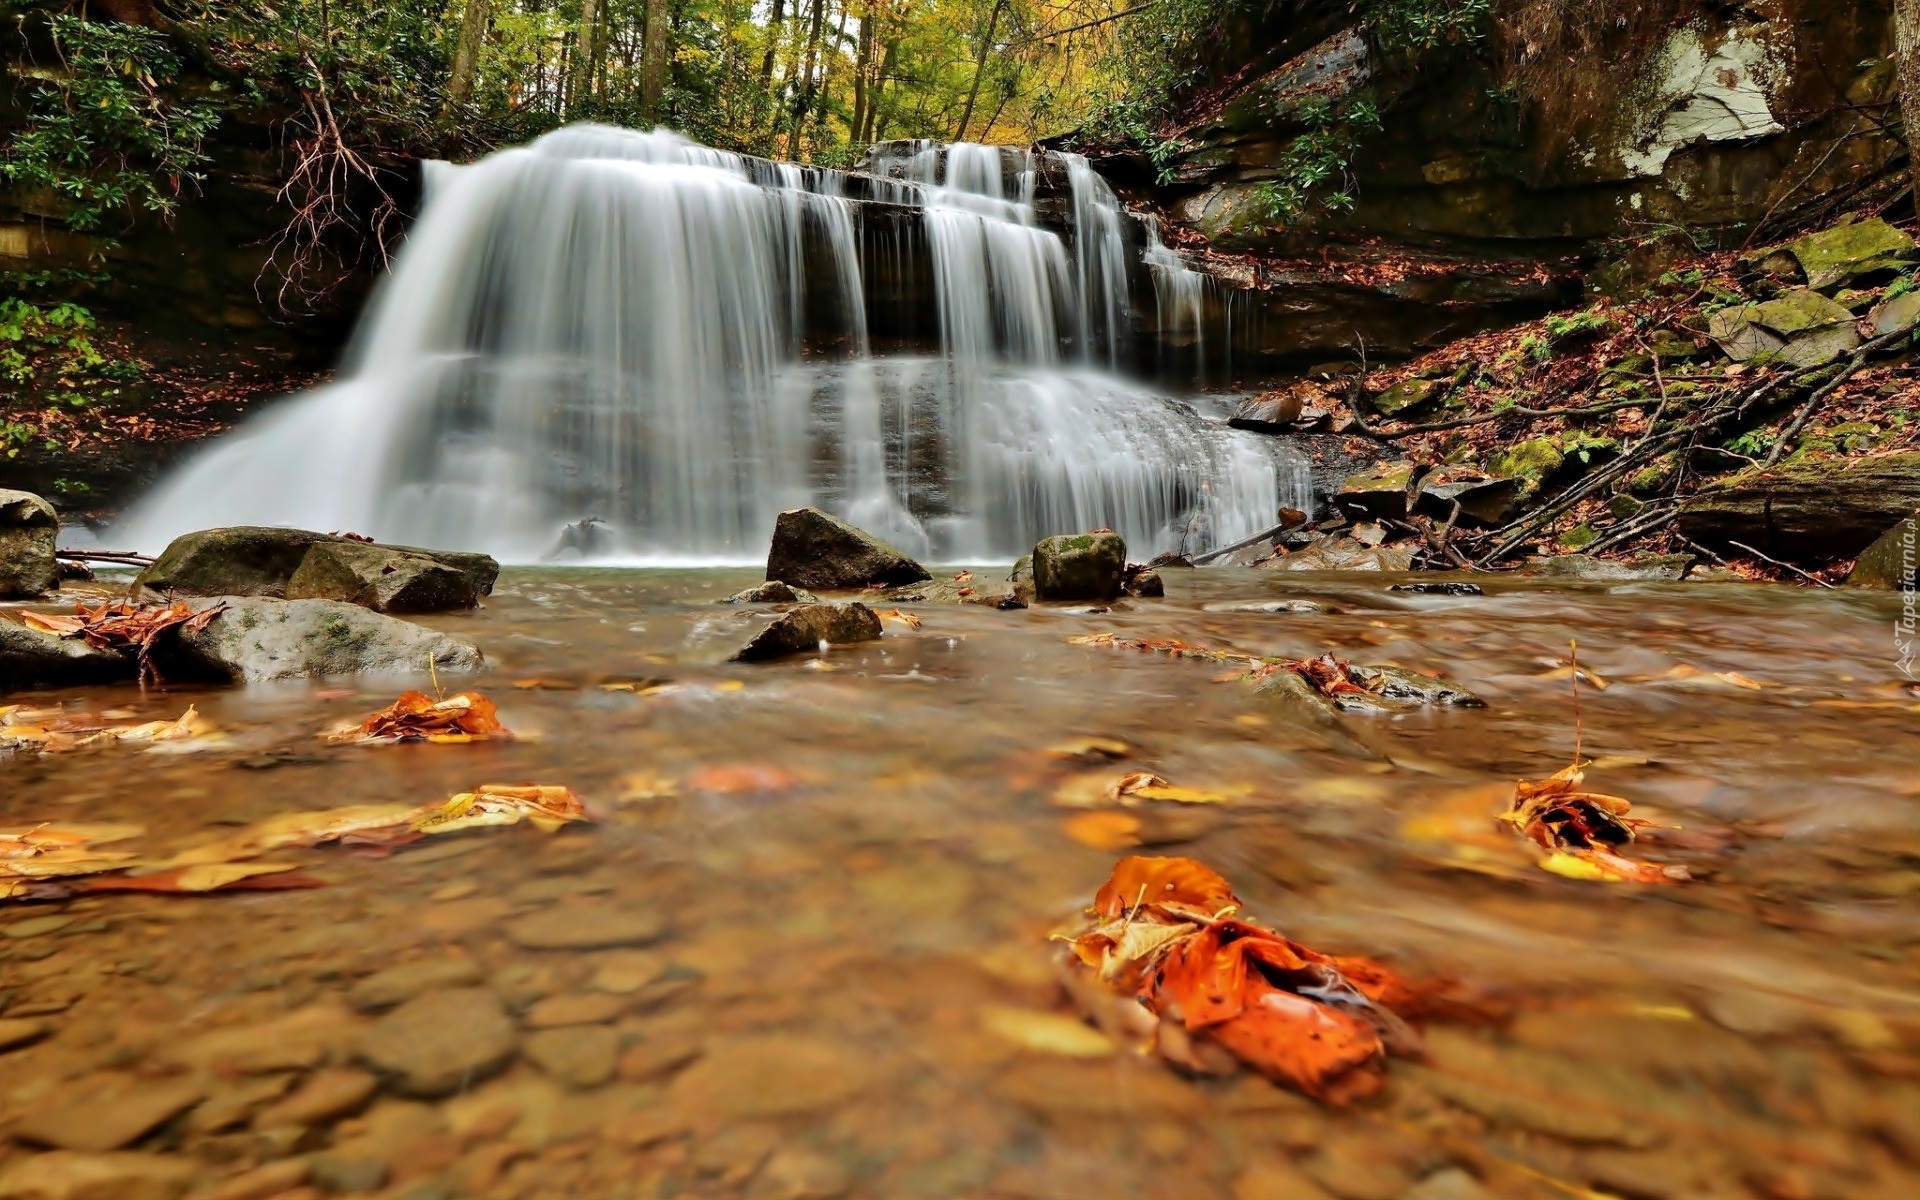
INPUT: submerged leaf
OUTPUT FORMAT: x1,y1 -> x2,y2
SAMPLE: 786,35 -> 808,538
1503,764 -> 1687,884
326,691 -> 511,746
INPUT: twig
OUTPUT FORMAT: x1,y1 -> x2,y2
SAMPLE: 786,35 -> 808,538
1727,540 -> 1836,588
1376,398 -> 1654,439
1190,522 -> 1289,565
1761,331 -> 1906,467
55,550 -> 155,566
1578,504 -> 1678,556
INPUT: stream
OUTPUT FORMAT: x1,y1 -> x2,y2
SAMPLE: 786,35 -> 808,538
3,567 -> 1917,1199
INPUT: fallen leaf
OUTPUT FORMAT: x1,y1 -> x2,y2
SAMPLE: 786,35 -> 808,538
685,763 -> 799,795
81,865 -> 324,895
325,691 -> 511,746
874,608 -> 922,630
14,599 -> 224,684
979,1006 -> 1115,1057
598,677 -> 676,694
614,771 -> 679,803
1046,735 -> 1133,763
1501,764 -> 1687,885
171,804 -> 424,865
513,677 -> 580,691
413,784 -> 587,835
1093,855 -> 1239,919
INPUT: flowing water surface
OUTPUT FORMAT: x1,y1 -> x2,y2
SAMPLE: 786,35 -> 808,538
3,569 -> 1918,1199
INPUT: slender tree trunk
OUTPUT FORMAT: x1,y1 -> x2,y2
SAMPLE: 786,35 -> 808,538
955,0 -> 1006,142
1900,0 -> 1920,208
785,0 -> 827,159
864,38 -> 895,144
760,0 -> 787,83
570,0 -> 605,118
850,10 -> 873,149
447,0 -> 493,108
641,0 -> 671,117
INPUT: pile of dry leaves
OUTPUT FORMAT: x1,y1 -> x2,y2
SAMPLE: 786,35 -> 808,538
22,599 -> 225,683
1062,856 -> 1430,1103
324,690 -> 512,745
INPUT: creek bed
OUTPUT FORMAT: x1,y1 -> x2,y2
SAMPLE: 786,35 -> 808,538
1,567 -> 1917,1199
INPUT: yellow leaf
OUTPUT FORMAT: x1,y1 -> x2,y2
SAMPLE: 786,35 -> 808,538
1046,735 -> 1133,763
170,862 -> 302,892
979,1006 -> 1115,1057
1539,851 -> 1610,881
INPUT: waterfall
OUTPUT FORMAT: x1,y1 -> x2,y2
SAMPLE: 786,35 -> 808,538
120,125 -> 1305,564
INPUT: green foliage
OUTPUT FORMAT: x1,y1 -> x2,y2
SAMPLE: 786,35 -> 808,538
1,13 -> 219,231
1544,309 -> 1609,343
0,274 -> 142,445
1369,0 -> 1492,52
1247,93 -> 1382,226
1723,429 -> 1776,459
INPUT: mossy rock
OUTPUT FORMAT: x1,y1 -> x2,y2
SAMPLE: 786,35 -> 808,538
1787,218 -> 1915,290
1369,378 -> 1444,420
0,489 -> 59,600
1559,522 -> 1600,550
1626,454 -> 1679,499
1846,509 -> 1918,589
1031,532 -> 1127,602
1335,462 -> 1419,521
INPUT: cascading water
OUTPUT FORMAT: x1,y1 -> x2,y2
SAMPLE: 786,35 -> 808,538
120,125 -> 1306,563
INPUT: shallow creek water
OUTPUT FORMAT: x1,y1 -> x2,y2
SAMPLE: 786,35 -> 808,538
3,568 -> 1919,1200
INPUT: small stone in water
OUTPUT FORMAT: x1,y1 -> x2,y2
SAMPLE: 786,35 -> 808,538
0,1151 -> 196,1200
669,1035 -> 871,1119
589,950 -> 668,994
10,1074 -> 207,1153
616,1031 -> 706,1082
355,988 -> 517,1097
251,1068 -> 378,1129
524,1025 -> 621,1090
348,957 -> 485,1011
523,991 -> 627,1028
0,1018 -> 51,1053
505,906 -> 667,951
3,916 -> 75,940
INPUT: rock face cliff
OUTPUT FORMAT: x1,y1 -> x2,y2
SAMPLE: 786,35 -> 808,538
1094,1 -> 1902,367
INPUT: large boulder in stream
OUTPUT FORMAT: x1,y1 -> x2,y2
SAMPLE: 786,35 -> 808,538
135,527 -> 498,612
1847,510 -> 1919,590
730,602 -> 883,662
1032,532 -> 1127,602
0,490 -> 60,600
764,508 -> 929,591
155,597 -> 484,684
0,622 -> 134,691
1677,452 -> 1920,562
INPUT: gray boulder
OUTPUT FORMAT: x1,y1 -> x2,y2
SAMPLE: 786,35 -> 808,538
156,597 -> 484,683
286,541 -> 481,613
0,490 -> 59,599
1786,218 -> 1915,290
1847,510 -> 1918,590
1334,462 -> 1419,523
1707,291 -> 1860,369
1414,466 -> 1522,526
1677,452 -> 1920,562
1346,664 -> 1486,708
136,527 -> 497,612
0,622 -> 134,692
1031,532 -> 1127,602
764,508 -> 929,590
730,602 -> 883,662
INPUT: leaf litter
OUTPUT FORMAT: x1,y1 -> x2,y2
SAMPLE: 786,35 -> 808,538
324,690 -> 512,745
1,703 -> 216,754
19,598 -> 226,684
1057,855 -> 1430,1102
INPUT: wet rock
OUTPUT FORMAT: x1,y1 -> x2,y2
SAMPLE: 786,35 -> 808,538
157,596 -> 483,684
347,957 -> 486,1011
1123,568 -> 1165,598
11,1075 -> 206,1152
1368,377 -> 1444,420
616,1032 -> 706,1082
1677,451 -> 1920,561
1707,290 -> 1860,368
504,905 -> 667,951
0,490 -> 59,600
1403,1169 -> 1497,1200
1031,532 -> 1127,602
251,1068 -> 377,1129
1228,390 -> 1306,433
750,1148 -> 850,1200
355,988 -> 517,1097
1008,556 -> 1036,605
0,1151 -> 195,1200
1787,218 -> 1915,290
1846,509 -> 1919,589
883,573 -> 1025,608
135,528 -> 496,605
722,581 -> 819,604
160,1004 -> 360,1075
284,541 -> 483,613
669,1035 -> 871,1119
200,1159 -> 309,1200
1334,462 -> 1417,522
763,507 -> 929,590
1272,537 -> 1414,572
1232,1159 -> 1336,1200
1413,466 -> 1521,526
0,1018 -> 51,1052
187,1076 -> 293,1134
1389,582 -> 1482,595
524,1026 -> 621,1089
729,602 -> 883,662
306,1154 -> 388,1195
1526,552 -> 1696,581
1867,289 -> 1920,338
524,992 -> 627,1028
0,624 -> 134,693
1300,1134 -> 1418,1200
1347,664 -> 1486,707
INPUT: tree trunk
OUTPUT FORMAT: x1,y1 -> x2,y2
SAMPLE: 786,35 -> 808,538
955,0 -> 1007,143
570,0 -> 605,117
864,38 -> 895,144
760,0 -> 787,84
785,0 -> 827,159
447,0 -> 494,108
1900,0 -> 1920,209
641,0 -> 671,117
850,10 -> 873,149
